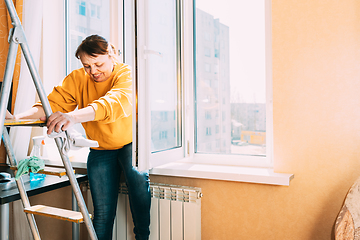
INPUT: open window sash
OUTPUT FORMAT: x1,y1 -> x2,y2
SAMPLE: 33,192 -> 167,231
135,0 -> 185,172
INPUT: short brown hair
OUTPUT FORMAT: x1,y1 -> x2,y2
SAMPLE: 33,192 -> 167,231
75,35 -> 116,59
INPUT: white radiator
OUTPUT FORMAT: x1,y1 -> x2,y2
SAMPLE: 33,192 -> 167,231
111,182 -> 202,240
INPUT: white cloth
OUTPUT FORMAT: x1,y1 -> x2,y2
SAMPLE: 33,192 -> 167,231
48,127 -> 99,154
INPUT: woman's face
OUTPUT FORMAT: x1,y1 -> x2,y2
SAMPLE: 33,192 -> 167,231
80,53 -> 114,82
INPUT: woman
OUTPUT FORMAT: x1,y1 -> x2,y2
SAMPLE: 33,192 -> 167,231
6,35 -> 151,240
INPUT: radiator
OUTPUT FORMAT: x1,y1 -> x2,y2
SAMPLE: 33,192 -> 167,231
109,182 -> 202,240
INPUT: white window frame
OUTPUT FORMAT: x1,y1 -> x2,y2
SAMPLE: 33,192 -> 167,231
133,0 -> 274,170
41,0 -> 292,185
134,0 -> 185,171
189,0 -> 273,168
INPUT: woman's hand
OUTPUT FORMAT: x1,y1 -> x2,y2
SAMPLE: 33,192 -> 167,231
42,111 -> 76,135
41,107 -> 95,135
5,110 -> 14,120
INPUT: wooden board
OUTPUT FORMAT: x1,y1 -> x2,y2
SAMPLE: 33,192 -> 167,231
4,119 -> 46,127
10,166 -> 75,177
24,205 -> 87,223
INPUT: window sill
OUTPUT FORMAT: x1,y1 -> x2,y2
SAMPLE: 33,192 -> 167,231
43,147 -> 89,169
150,162 -> 294,186
43,145 -> 294,186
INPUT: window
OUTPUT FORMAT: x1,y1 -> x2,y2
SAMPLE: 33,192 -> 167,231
204,63 -> 211,72
148,0 -> 180,153
30,0 -> 286,183
41,0 -> 273,173
205,127 -> 211,136
67,0 -> 111,73
214,49 -> 219,58
135,0 -> 183,168
204,32 -> 210,41
78,1 -> 86,16
159,131 -> 168,140
131,0 -> 273,171
194,0 -> 271,166
160,111 -> 168,121
205,111 -> 211,119
214,63 -> 218,74
204,47 -> 211,57
91,4 -> 96,17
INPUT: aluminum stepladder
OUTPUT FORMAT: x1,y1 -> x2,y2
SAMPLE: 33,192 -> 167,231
0,0 -> 98,239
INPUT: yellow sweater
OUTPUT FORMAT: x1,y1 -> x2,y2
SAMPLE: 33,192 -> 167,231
36,63 -> 132,150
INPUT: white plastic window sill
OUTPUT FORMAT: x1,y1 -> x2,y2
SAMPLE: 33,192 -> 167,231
43,147 -> 89,169
43,143 -> 294,186
150,162 -> 294,186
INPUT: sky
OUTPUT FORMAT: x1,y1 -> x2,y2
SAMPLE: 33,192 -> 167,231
196,0 -> 267,103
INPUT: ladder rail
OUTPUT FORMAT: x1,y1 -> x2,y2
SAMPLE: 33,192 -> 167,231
0,37 -> 18,145
2,129 -> 41,240
54,137 -> 98,240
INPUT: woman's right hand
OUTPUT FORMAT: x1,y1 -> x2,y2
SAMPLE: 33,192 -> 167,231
44,111 -> 76,135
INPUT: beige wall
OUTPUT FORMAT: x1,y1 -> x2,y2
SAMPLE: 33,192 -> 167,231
15,0 -> 360,239
152,1 -> 360,239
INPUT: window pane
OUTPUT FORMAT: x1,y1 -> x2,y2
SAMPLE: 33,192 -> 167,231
68,0 -> 110,73
195,0 -> 266,156
147,0 -> 181,152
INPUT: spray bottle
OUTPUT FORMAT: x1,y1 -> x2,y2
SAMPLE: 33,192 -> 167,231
29,136 -> 46,181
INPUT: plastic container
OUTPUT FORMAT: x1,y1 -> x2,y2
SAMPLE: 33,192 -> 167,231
29,136 -> 46,181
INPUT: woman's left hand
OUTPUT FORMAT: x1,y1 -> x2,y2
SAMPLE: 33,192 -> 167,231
42,111 -> 76,135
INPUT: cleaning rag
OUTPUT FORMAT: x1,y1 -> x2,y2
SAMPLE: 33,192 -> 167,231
48,127 -> 99,153
15,156 -> 45,180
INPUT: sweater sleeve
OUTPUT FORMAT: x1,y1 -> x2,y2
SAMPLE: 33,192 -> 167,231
33,74 -> 78,113
89,65 -> 132,123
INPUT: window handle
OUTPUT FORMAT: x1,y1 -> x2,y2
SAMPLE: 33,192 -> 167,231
144,49 -> 163,57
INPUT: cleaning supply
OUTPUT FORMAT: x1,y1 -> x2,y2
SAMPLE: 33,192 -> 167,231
29,136 -> 46,181
15,136 -> 46,180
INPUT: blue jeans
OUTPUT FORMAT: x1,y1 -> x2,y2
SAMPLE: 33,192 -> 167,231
87,143 -> 151,240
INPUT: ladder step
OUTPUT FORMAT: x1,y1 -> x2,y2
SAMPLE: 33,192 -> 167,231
24,205 -> 89,223
10,166 -> 74,177
4,119 -> 46,127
